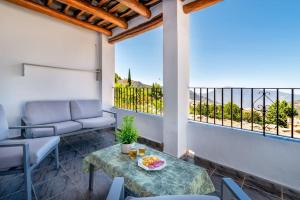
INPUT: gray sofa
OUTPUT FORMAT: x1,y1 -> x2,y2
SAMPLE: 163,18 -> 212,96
22,100 -> 117,138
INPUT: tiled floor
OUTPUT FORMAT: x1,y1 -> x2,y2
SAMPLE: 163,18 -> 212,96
0,130 -> 298,200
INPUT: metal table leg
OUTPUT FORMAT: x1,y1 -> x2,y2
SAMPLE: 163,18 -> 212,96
89,164 -> 95,191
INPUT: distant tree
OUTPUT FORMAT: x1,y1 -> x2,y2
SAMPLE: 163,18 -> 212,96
115,73 -> 121,83
243,110 -> 262,124
223,102 -> 241,121
151,83 -> 163,99
128,68 -> 132,86
266,100 -> 298,128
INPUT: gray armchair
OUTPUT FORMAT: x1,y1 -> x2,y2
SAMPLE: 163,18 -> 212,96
106,177 -> 251,200
0,105 -> 60,200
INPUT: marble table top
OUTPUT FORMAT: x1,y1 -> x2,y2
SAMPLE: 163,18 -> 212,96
83,144 -> 215,197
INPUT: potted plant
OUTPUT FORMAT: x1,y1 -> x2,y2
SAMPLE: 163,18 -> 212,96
117,116 -> 139,154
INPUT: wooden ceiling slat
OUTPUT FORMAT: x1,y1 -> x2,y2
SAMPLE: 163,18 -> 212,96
98,0 -> 109,7
109,3 -> 122,13
116,0 -> 151,18
87,15 -> 96,23
58,0 -> 128,29
183,0 -> 223,14
109,13 -> 162,44
96,20 -> 106,26
145,0 -> 160,6
76,10 -> 85,18
63,5 -> 71,14
47,0 -> 53,6
6,0 -> 112,36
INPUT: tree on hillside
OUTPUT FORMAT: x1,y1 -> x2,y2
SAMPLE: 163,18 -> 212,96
150,83 -> 163,100
115,73 -> 121,83
266,100 -> 298,128
128,68 -> 132,86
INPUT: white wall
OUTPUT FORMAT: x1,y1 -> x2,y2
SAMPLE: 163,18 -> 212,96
187,121 -> 300,190
0,1 -> 100,127
114,110 -> 300,190
115,109 -> 163,144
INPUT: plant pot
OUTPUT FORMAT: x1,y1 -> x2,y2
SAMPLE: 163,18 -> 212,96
121,143 -> 132,154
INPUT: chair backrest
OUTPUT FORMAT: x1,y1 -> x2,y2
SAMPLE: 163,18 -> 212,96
0,105 -> 9,141
70,100 -> 102,120
24,101 -> 72,125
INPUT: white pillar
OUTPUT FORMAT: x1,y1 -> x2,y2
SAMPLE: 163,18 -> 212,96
163,0 -> 190,157
99,34 -> 115,110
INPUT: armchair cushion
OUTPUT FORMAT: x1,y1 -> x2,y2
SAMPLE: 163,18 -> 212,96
24,101 -> 71,125
30,121 -> 82,137
126,196 -> 219,200
70,100 -> 102,120
0,136 -> 60,169
0,105 -> 9,141
75,116 -> 115,129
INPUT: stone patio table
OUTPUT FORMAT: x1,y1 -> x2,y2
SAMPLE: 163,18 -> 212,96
83,144 -> 215,197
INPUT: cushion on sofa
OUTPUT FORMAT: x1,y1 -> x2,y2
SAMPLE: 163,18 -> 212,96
70,100 -> 102,120
0,136 -> 60,170
76,116 -> 115,129
30,121 -> 82,138
24,101 -> 71,125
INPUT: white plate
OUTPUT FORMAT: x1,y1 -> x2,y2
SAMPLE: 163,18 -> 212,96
138,156 -> 166,171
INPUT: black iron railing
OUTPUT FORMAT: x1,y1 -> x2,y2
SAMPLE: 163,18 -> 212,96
114,87 -> 163,115
189,87 -> 300,139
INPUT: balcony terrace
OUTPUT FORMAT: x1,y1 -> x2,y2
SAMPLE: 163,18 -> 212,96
0,0 -> 300,200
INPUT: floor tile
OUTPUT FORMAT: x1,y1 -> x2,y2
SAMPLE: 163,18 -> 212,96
34,174 -> 75,200
242,185 -> 281,200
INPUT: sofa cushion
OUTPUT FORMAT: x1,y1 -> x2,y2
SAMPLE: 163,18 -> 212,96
0,136 -> 60,170
30,121 -> 82,138
70,100 -> 102,120
24,101 -> 71,125
76,116 -> 115,129
0,105 -> 9,141
126,196 -> 220,200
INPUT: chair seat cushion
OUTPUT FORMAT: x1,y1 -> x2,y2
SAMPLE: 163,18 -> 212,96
0,136 -> 60,170
31,121 -> 82,137
76,116 -> 116,129
126,196 -> 220,200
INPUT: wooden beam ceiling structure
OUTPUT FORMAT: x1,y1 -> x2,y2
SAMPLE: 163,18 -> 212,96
109,13 -> 163,44
116,0 -> 151,18
5,0 -> 222,43
183,0 -> 223,14
5,0 -> 161,37
6,0 -> 112,35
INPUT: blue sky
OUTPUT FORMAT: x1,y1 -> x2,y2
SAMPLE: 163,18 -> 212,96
115,0 -> 300,88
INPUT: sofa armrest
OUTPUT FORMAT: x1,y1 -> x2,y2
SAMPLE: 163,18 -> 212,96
103,110 -> 117,115
10,125 -> 57,138
221,178 -> 251,200
0,141 -> 30,170
106,177 -> 124,200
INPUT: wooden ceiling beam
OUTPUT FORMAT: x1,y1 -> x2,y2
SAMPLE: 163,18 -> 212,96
58,0 -> 127,29
183,0 -> 223,14
109,13 -> 162,44
98,0 -> 108,7
6,0 -> 112,36
116,0 -> 151,18
76,10 -> 85,18
96,20 -> 106,26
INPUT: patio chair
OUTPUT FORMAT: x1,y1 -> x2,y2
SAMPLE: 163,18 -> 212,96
0,104 -> 60,200
106,177 -> 251,200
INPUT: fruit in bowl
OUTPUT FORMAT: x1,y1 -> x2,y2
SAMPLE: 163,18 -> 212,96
141,156 -> 165,170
